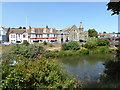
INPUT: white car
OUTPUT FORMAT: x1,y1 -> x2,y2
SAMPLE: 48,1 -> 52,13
2,42 -> 12,45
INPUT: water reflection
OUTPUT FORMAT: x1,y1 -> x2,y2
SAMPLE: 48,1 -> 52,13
58,54 -> 114,83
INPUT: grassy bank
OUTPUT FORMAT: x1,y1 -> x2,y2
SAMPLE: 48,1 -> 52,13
51,46 -> 113,57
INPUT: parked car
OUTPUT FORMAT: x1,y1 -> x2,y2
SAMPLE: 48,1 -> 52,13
2,42 -> 12,45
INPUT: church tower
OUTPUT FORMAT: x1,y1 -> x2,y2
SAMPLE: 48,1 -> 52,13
79,22 -> 84,31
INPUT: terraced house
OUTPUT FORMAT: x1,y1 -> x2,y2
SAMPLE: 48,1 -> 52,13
8,23 -> 88,44
9,26 -> 58,44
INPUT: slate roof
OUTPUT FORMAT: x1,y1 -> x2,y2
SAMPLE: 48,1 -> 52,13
62,25 -> 76,32
9,29 -> 27,34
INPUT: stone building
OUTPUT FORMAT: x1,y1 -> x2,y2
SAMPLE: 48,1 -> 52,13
57,22 -> 88,43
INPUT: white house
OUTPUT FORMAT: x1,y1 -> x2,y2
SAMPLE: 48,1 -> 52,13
0,27 -> 9,43
9,29 -> 29,44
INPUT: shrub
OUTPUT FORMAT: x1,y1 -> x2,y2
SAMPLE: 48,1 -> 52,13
49,44 -> 54,47
61,41 -> 80,50
43,41 -> 47,45
2,57 -> 80,89
85,37 -> 98,49
22,40 -> 29,46
11,44 -> 46,59
97,39 -> 109,46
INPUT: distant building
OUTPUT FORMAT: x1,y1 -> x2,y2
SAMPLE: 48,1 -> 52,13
0,27 -> 9,43
57,22 -> 88,43
9,29 -> 29,43
29,25 -> 58,43
9,26 -> 58,44
8,23 -> 88,44
98,32 -> 120,47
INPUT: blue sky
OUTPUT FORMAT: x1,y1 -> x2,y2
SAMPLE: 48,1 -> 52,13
2,2 -> 118,33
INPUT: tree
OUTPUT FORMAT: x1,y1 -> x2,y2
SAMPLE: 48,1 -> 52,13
97,39 -> 109,46
88,29 -> 98,38
84,37 -> 98,49
23,27 -> 26,29
18,27 -> 22,29
107,1 -> 120,15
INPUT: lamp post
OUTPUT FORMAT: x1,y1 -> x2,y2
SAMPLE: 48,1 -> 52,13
113,32 -> 115,48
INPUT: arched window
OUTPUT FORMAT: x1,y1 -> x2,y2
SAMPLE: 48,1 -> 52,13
71,30 -> 77,41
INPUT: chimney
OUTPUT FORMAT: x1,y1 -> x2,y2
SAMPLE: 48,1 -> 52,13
46,25 -> 48,28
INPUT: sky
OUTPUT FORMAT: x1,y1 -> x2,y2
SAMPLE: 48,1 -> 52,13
2,2 -> 118,33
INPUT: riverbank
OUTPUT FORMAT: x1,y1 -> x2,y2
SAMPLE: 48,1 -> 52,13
51,46 -> 114,57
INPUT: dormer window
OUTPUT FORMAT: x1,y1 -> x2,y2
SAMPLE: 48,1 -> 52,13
50,28 -> 53,33
31,28 -> 35,33
43,28 -> 46,33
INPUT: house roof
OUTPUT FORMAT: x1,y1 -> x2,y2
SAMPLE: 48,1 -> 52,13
9,29 -> 28,34
0,27 -> 10,32
9,27 -> 57,34
29,28 -> 57,34
62,25 -> 76,32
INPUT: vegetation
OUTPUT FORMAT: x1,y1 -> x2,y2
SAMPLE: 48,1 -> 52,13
97,39 -> 109,46
22,40 -> 29,46
51,46 -> 111,57
43,41 -> 47,45
62,41 -> 80,50
88,29 -> 98,38
107,1 -> 120,15
1,45 -> 80,89
84,37 -> 98,49
49,44 -> 54,47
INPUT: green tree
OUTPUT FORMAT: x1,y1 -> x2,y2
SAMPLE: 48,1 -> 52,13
88,29 -> 98,38
97,39 -> 109,46
43,41 -> 47,45
61,41 -> 80,50
107,1 -> 120,15
23,27 -> 26,29
18,27 -> 22,29
85,37 -> 98,49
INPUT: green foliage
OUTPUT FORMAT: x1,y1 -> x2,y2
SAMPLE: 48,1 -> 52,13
85,37 -> 98,49
62,41 -> 80,50
43,41 -> 47,45
97,39 -> 109,46
101,59 -> 120,83
11,44 -> 46,59
22,40 -> 29,46
88,29 -> 98,38
107,2 -> 120,15
49,44 -> 54,47
2,57 -> 80,89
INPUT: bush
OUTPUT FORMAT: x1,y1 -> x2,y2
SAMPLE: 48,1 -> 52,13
97,39 -> 109,46
43,41 -> 47,45
11,44 -> 46,59
62,41 -> 80,50
85,37 -> 98,49
22,40 -> 29,46
49,44 -> 54,47
2,57 -> 80,89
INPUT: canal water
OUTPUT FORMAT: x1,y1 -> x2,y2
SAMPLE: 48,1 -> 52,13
58,54 -> 115,84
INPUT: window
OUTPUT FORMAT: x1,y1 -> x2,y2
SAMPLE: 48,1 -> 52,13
50,28 -> 53,33
23,34 -> 26,38
11,34 -> 15,38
